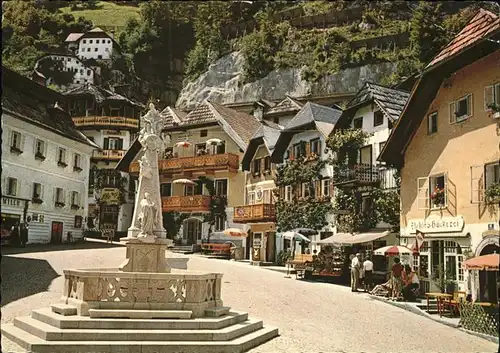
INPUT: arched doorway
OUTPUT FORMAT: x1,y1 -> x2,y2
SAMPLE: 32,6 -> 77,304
478,242 -> 500,302
183,218 -> 202,245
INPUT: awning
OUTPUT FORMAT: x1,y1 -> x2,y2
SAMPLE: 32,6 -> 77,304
315,230 -> 391,245
463,253 -> 499,271
282,231 -> 311,243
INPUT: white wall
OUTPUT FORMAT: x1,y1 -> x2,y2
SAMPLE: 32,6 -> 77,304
77,35 -> 113,60
35,55 -> 96,88
1,113 -> 94,243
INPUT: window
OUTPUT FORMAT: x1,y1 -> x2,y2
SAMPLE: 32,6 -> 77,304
485,162 -> 500,189
310,138 -> 321,156
322,179 -> 331,197
285,185 -> 292,201
82,40 -> 86,44
97,55 -> 102,59
71,191 -> 80,207
378,141 -> 386,158
214,215 -> 225,231
55,187 -> 65,205
89,40 -> 93,44
103,138 -> 123,150
87,48 -> 91,52
94,48 -> 98,52
7,178 -> 17,196
80,69 -> 84,75
35,139 -> 45,159
273,117 -> 280,124
427,112 -> 438,134
96,40 -> 99,44
264,156 -> 271,171
484,82 -> 500,111
195,143 -> 207,156
57,148 -> 67,166
10,131 -> 22,152
73,154 -> 82,171
353,117 -> 363,129
252,158 -> 261,175
215,179 -> 228,197
247,191 -> 255,205
108,40 -> 111,44
302,182 -> 314,198
68,58 -> 72,62
449,94 -> 472,123
32,182 -> 42,200
160,183 -> 172,197
293,143 -> 305,158
429,174 -> 446,208
200,129 -> 208,137
373,110 -> 384,127
87,70 -> 91,76
213,142 -> 225,155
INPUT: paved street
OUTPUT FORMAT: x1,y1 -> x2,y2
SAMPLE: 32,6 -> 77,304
1,244 -> 496,353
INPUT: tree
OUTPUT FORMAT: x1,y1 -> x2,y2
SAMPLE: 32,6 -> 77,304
163,212 -> 189,240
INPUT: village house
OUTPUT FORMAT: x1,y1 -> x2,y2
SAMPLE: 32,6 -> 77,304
64,83 -> 144,234
1,66 -> 97,244
65,27 -> 116,61
379,9 -> 500,299
117,101 -> 261,253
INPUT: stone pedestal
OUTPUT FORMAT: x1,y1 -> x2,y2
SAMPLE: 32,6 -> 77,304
119,238 -> 173,273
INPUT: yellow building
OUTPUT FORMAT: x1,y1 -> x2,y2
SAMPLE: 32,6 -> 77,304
117,101 -> 261,249
380,10 -> 500,298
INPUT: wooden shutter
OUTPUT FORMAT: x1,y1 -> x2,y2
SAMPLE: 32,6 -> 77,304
289,148 -> 294,160
449,101 -> 455,124
103,138 -> 110,149
443,172 -> 449,208
484,86 -> 494,111
470,165 -> 484,204
118,139 -> 123,150
315,180 -> 321,198
417,177 -> 429,211
317,140 -> 322,156
305,142 -> 311,155
466,94 -> 472,117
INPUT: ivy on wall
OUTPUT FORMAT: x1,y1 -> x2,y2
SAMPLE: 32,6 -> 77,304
199,176 -> 228,240
163,211 -> 189,239
90,166 -> 128,210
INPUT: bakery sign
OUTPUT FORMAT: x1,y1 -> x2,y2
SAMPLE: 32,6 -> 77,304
100,188 -> 121,205
408,216 -> 464,234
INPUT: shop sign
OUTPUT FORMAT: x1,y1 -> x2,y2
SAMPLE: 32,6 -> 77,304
2,196 -> 24,208
104,130 -> 124,136
100,188 -> 121,205
408,216 -> 464,234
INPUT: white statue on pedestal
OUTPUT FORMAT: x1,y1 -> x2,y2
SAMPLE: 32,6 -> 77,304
137,192 -> 157,238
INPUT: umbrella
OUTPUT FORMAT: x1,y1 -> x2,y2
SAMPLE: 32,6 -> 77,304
463,253 -> 499,271
374,245 -> 415,256
175,141 -> 191,148
293,228 -> 318,236
223,228 -> 247,237
172,178 -> 196,185
205,138 -> 223,146
282,231 -> 311,243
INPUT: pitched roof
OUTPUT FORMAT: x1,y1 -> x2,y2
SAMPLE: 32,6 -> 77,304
265,96 -> 304,116
2,66 -> 97,147
345,82 -> 410,122
180,103 -> 217,126
64,84 -> 144,107
426,9 -> 500,70
160,106 -> 186,126
242,121 -> 283,171
65,33 -> 84,42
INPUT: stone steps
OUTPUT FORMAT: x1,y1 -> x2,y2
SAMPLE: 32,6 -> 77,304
88,309 -> 193,319
2,323 -> 279,353
13,315 -> 264,342
32,308 -> 249,330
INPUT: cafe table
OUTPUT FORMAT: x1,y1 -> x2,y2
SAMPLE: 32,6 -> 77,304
425,292 -> 453,317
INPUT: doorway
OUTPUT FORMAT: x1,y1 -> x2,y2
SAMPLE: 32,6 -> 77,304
184,219 -> 202,245
51,221 -> 63,244
479,244 -> 500,302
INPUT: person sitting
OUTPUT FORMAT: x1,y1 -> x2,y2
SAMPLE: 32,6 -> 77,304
370,279 -> 393,297
402,265 -> 420,301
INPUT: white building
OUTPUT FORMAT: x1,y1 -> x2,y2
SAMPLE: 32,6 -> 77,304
65,27 -> 115,61
1,67 -> 98,244
33,53 -> 99,89
64,83 -> 144,234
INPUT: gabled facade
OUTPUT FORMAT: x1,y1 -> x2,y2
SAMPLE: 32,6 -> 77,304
118,101 -> 261,247
64,83 -> 144,233
65,27 -> 115,61
380,10 -> 500,298
1,67 -> 97,244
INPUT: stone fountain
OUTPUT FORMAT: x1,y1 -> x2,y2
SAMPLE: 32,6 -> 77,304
1,104 -> 278,353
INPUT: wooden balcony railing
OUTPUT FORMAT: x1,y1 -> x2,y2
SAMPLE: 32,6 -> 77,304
233,203 -> 276,223
333,163 -> 381,186
72,116 -> 139,129
130,153 -> 240,174
162,195 -> 211,212
92,150 -> 126,160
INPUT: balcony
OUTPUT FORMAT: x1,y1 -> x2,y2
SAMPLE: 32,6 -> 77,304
130,153 -> 240,175
72,116 -> 139,129
161,195 -> 211,212
233,203 -> 276,223
92,150 -> 126,161
333,164 -> 381,187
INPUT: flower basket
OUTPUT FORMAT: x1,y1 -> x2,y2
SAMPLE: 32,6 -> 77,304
430,187 -> 445,207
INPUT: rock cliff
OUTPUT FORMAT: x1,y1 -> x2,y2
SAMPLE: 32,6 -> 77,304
176,52 -> 397,110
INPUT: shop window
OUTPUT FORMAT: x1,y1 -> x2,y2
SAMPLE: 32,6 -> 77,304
427,112 -> 438,134
373,110 -> 384,127
57,148 -> 67,167
7,178 -> 18,196
310,138 -> 321,156
10,131 -> 22,152
353,117 -> 363,129
449,94 -> 472,123
322,179 -> 331,197
160,183 -> 172,197
215,179 -> 228,197
484,82 -> 500,111
284,185 -> 292,201
214,215 -> 225,231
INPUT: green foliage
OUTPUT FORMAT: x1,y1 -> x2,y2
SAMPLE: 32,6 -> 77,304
301,1 -> 335,16
276,249 -> 293,266
432,263 -> 456,293
163,212 -> 189,239
90,166 -> 128,206
198,176 -> 228,236
274,153 -> 327,187
60,1 -> 140,27
485,183 -> 500,204
326,128 -> 372,165
36,57 -> 75,86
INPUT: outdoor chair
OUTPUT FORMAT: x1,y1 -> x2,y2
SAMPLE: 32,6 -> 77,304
444,291 -> 467,316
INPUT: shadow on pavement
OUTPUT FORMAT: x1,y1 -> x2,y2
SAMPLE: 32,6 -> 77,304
1,241 -> 122,256
1,256 -> 59,306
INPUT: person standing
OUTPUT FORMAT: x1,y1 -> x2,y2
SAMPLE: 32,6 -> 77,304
363,256 -> 374,292
10,222 -> 20,247
20,222 -> 28,247
351,253 -> 361,292
391,257 -> 404,299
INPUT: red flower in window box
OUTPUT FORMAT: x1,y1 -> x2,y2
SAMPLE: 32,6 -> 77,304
430,186 -> 445,206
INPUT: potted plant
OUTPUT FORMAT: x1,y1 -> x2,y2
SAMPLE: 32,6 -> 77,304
484,182 -> 500,204
432,264 -> 456,294
430,186 -> 445,207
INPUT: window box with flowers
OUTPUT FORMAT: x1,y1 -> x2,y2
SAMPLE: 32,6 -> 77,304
487,103 -> 500,119
485,182 -> 500,204
430,186 -> 445,208
73,166 -> 83,172
57,161 -> 68,168
71,204 -> 80,210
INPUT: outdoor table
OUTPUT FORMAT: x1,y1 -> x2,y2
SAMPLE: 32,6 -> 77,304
425,292 -> 453,317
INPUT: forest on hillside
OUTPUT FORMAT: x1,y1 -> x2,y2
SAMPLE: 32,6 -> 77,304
2,1 -> 498,104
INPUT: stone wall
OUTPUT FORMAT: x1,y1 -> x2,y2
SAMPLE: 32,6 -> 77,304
176,51 -> 397,110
